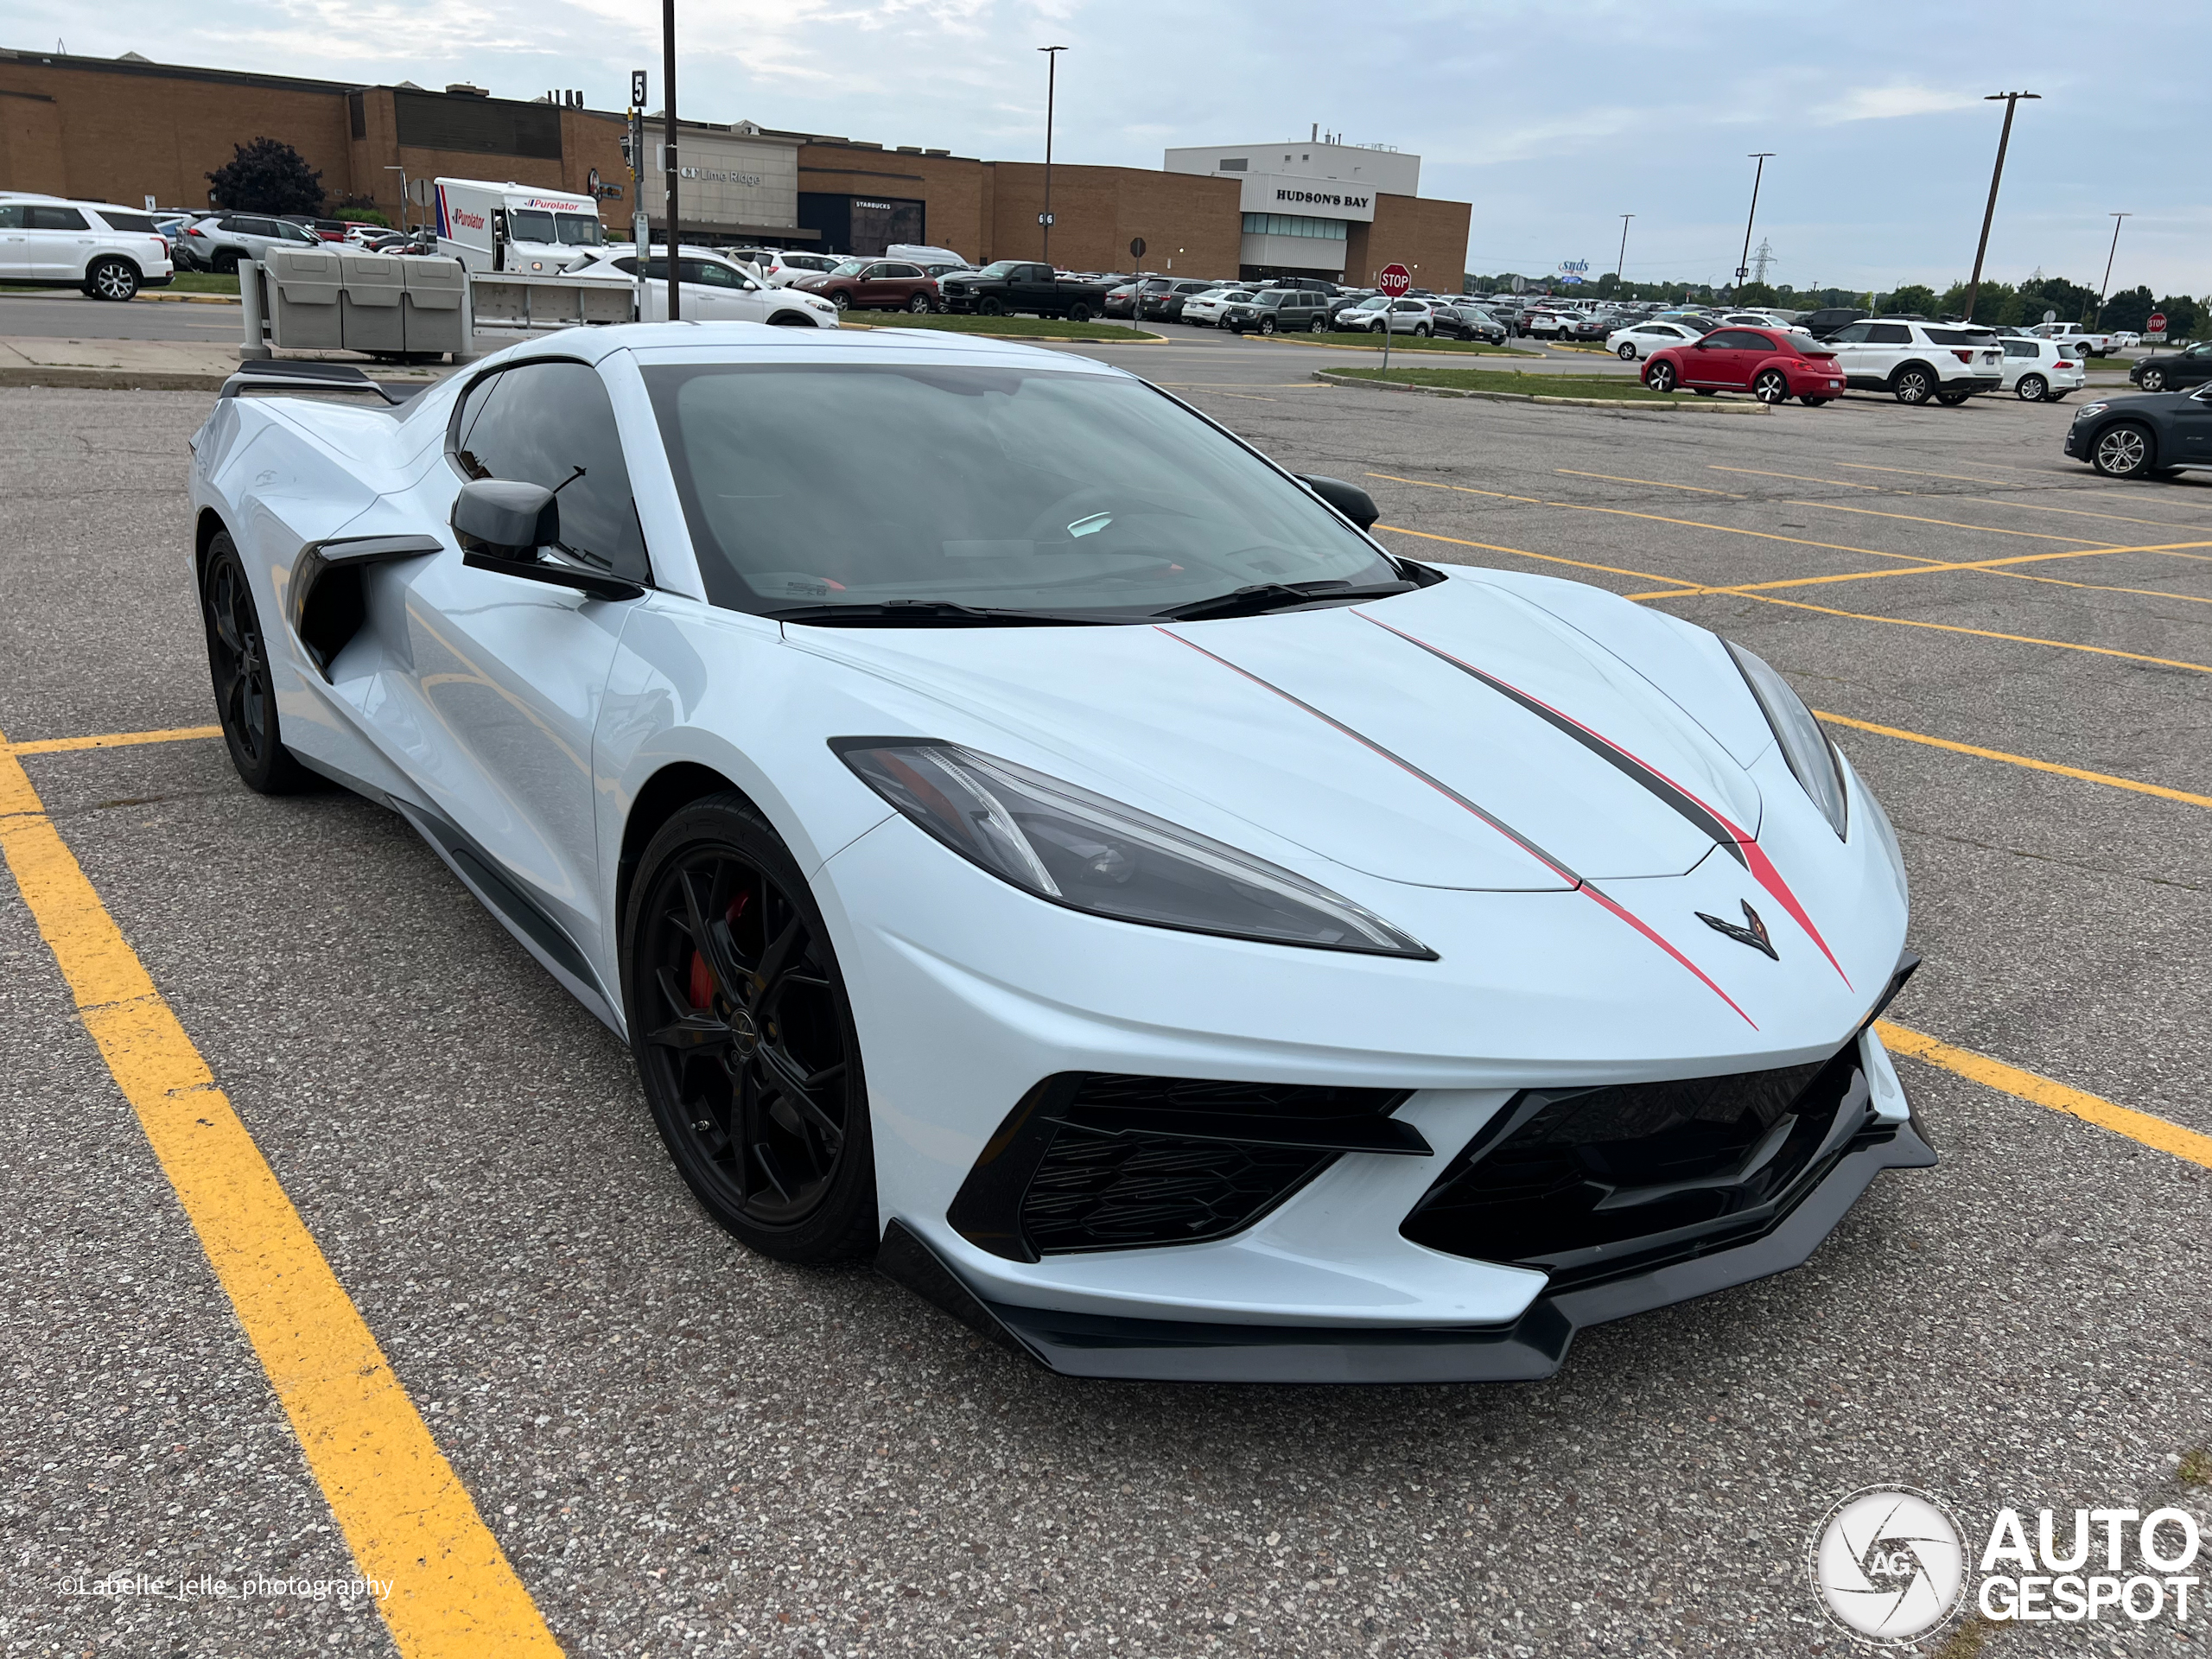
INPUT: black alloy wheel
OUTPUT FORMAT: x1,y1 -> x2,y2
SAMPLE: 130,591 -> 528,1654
2092,423 -> 2154,480
213,249 -> 240,274
1753,367 -> 1789,404
1892,366 -> 1936,404
200,534 -> 312,794
907,291 -> 931,314
2139,366 -> 2167,392
1645,361 -> 1677,393
2016,373 -> 2049,402
978,296 -> 1005,316
1066,302 -> 1091,323
86,257 -> 139,302
626,796 -> 874,1263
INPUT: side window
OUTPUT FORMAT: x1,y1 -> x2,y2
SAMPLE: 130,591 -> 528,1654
2003,340 -> 2037,358
450,361 -> 650,583
1828,323 -> 1872,343
0,205 -> 25,229
27,207 -> 90,231
1867,324 -> 1912,345
687,261 -> 745,289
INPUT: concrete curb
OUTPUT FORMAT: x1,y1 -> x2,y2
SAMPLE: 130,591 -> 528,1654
0,365 -> 233,391
140,290 -> 240,305
1311,368 -> 1772,413
1268,336 -> 1547,361
840,321 -> 1167,345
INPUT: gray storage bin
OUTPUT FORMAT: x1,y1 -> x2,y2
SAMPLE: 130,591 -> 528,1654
263,248 -> 343,351
338,253 -> 406,353
401,258 -> 467,356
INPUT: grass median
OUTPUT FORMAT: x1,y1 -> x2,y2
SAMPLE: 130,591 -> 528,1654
1276,331 -> 1535,356
168,271 -> 241,295
1325,365 -> 1696,403
848,313 -> 1162,341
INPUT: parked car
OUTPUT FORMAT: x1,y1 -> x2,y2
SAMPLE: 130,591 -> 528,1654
1222,288 -> 1332,334
2130,342 -> 2212,394
2109,330 -> 2141,351
2027,321 -> 2111,358
571,247 -> 839,327
763,251 -> 842,286
937,261 -> 1116,321
179,212 -> 324,272
1181,288 -> 1255,327
1142,279 -> 1220,323
1523,309 -> 1573,340
2063,383 -> 2212,478
1609,321 -> 1706,360
1995,336 -> 2085,403
1640,326 -> 1846,405
1798,308 -> 1869,340
1818,320 -> 2004,404
1431,303 -> 1507,344
788,257 -> 941,315
0,197 -> 174,300
1325,290 -> 1378,326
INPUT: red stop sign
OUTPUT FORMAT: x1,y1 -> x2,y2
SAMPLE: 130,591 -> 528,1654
1377,264 -> 1412,298
2148,312 -> 2167,333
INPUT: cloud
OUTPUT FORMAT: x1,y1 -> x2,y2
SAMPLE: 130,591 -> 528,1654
1815,84 -> 1983,124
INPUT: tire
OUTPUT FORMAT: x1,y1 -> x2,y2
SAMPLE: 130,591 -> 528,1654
2016,373 -> 2049,403
624,794 -> 875,1264
200,534 -> 314,795
1259,315 -> 1276,335
1935,390 -> 1971,406
1752,367 -> 1789,404
2139,366 -> 2166,392
1617,342 -> 1637,359
1892,365 -> 1936,405
978,297 -> 1005,316
2091,423 -> 2154,479
85,257 -> 140,302
1065,302 -> 1090,324
1310,315 -> 1325,334
1414,324 -> 1431,338
830,291 -> 850,311
212,249 -> 240,275
906,291 -> 931,314
1645,361 -> 1677,393
1798,396 -> 1831,407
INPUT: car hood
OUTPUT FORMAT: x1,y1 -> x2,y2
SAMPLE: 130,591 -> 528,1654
782,575 -> 1767,891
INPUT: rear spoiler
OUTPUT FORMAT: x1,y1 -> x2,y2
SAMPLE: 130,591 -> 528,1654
219,360 -> 429,406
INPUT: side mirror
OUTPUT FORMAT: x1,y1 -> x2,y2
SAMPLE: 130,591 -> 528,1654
1299,474 -> 1380,532
451,480 -> 643,601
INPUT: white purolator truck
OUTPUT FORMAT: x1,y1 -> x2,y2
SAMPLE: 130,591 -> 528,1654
433,179 -> 605,274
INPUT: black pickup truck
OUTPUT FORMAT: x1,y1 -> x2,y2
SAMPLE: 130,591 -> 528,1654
936,261 -> 1116,322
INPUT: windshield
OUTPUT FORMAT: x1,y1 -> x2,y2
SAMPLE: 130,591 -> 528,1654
507,209 -> 556,244
975,260 -> 1025,279
830,258 -> 868,276
555,213 -> 601,245
645,363 -> 1400,619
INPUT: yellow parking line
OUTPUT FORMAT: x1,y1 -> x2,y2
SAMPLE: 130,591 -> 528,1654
1625,544 -> 2212,604
0,736 -> 561,1658
1958,499 -> 2212,542
1707,466 -> 1886,490
7,724 -> 222,756
1788,499 -> 2122,546
1372,524 -> 1690,587
1817,711 -> 2212,810
1878,1021 -> 2212,1171
1555,469 -> 1745,497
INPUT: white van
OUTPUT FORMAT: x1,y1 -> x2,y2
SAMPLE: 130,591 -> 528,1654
432,179 -> 604,273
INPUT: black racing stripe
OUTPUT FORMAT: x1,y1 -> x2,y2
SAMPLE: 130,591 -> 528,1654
1154,627 -> 1586,886
1358,613 -> 1751,869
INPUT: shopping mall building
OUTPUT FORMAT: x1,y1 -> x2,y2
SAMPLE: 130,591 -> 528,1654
0,47 -> 1470,287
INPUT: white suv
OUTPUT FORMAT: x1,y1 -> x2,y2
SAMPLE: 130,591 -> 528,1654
1822,319 -> 2005,404
0,197 -> 174,301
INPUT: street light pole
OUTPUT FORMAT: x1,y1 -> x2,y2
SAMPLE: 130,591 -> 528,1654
1614,213 -> 1634,285
663,0 -> 680,321
1965,91 -> 2038,325
1738,155 -> 1774,293
385,165 -> 408,232
2091,211 -> 2131,327
1038,46 -> 1066,263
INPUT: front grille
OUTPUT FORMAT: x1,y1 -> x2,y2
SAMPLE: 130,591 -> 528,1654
1401,1043 -> 1872,1289
947,1073 -> 1422,1262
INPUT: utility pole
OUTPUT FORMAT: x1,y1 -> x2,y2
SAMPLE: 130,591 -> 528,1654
1614,213 -> 1633,284
663,0 -> 680,321
1965,91 -> 2038,324
1737,154 -> 1774,295
2091,211 -> 2131,327
384,165 -> 408,232
1038,46 -> 1066,263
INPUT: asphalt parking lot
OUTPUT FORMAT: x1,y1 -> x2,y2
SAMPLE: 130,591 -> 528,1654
3,346 -> 2208,1658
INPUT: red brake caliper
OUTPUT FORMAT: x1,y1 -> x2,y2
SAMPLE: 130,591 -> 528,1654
688,888 -> 751,1009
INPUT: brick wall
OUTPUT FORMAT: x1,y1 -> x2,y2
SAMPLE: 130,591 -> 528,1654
1344,194 -> 1471,292
985,163 -> 1242,276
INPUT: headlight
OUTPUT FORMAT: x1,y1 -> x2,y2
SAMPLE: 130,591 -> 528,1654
1724,642 -> 1847,839
2074,401 -> 2107,420
835,741 -> 1433,958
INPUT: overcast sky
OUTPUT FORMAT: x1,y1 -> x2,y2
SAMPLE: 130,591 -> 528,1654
22,0 -> 2205,294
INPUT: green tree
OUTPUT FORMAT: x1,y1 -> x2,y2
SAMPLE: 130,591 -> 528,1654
2154,295 -> 2201,337
332,194 -> 390,228
207,137 -> 323,215
2101,284 -> 2155,332
1732,281 -> 1779,307
1882,284 -> 1939,317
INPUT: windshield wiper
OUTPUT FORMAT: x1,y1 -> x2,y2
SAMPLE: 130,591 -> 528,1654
766,598 -> 1121,627
1152,579 -> 1415,623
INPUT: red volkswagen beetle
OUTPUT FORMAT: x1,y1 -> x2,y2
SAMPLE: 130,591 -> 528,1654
1641,326 -> 1846,405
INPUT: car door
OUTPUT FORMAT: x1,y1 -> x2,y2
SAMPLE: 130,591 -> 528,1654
2172,387 -> 2212,461
1860,322 -> 1913,384
24,204 -> 93,278
677,258 -> 748,320
365,358 -> 651,956
1824,321 -> 1878,386
1680,328 -> 1745,386
0,204 -> 29,277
